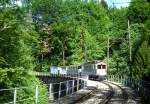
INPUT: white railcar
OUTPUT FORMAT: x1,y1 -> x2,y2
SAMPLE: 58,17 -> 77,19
50,60 -> 107,80
50,66 -> 67,74
67,65 -> 80,75
82,60 -> 107,80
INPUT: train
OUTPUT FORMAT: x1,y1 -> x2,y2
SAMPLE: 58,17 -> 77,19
50,60 -> 107,80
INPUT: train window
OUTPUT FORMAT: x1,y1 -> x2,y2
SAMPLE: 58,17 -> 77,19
58,70 -> 60,74
97,65 -> 101,69
102,65 -> 106,69
78,65 -> 81,69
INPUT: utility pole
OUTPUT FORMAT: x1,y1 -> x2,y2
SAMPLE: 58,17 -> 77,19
62,49 -> 65,66
107,38 -> 109,75
128,20 -> 132,75
41,53 -> 44,70
84,44 -> 87,63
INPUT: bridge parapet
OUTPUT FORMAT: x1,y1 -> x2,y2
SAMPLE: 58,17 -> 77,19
2,72 -> 150,104
0,78 -> 87,104
29,71 -> 89,79
0,71 -> 90,104
107,75 -> 150,102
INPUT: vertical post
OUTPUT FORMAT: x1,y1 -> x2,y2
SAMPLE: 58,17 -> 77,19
110,75 -> 111,81
59,82 -> 62,98
66,81 -> 69,95
35,86 -> 38,104
123,76 -> 124,84
124,76 -> 126,85
128,20 -> 132,76
41,53 -> 43,70
107,38 -> 109,76
84,80 -> 86,88
13,88 -> 17,104
83,80 -> 85,88
84,41 -> 87,63
62,49 -> 65,66
131,78 -> 132,87
77,79 -> 79,91
72,80 -> 74,94
137,80 -> 140,92
125,76 -> 127,86
121,76 -> 122,84
49,83 -> 52,100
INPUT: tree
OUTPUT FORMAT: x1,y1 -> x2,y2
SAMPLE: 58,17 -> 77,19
31,0 -> 111,68
131,25 -> 150,79
0,2 -> 48,103
128,0 -> 150,23
101,0 -> 108,10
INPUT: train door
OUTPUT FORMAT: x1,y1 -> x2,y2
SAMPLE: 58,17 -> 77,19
97,64 -> 101,75
58,70 -> 60,74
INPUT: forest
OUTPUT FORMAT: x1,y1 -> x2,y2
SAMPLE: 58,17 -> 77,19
0,0 -> 150,103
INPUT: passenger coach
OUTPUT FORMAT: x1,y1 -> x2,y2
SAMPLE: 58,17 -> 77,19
82,60 -> 107,80
50,60 -> 107,80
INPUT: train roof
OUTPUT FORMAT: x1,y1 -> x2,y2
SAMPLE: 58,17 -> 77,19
83,60 -> 107,65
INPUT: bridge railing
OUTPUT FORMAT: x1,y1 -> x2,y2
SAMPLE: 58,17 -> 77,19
30,71 -> 89,78
0,86 -> 37,104
48,79 -> 86,103
107,75 -> 150,102
0,78 -> 86,104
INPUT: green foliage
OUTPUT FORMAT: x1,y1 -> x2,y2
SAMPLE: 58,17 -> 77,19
101,0 -> 108,10
107,8 -> 129,75
0,6 -> 39,69
0,67 -> 48,104
0,1 -> 150,103
131,25 -> 150,79
128,0 -> 150,23
128,0 -> 150,79
32,0 -> 111,69
0,2 -> 48,104
108,0 -> 150,79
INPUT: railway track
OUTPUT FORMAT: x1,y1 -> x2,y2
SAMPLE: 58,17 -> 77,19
74,81 -> 129,104
98,81 -> 114,104
103,81 -> 128,104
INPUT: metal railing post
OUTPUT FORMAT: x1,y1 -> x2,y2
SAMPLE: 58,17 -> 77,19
112,75 -> 114,82
35,85 -> 38,104
66,81 -> 69,95
117,76 -> 119,82
59,82 -> 62,98
13,88 -> 17,104
125,76 -> 126,85
84,80 -> 86,88
121,76 -> 122,83
123,76 -> 125,85
137,80 -> 140,92
72,80 -> 74,94
49,83 -> 52,100
126,76 -> 128,86
77,79 -> 79,91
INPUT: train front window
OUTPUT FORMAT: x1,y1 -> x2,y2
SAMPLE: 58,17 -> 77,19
102,65 -> 106,69
78,65 -> 81,69
97,65 -> 101,69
